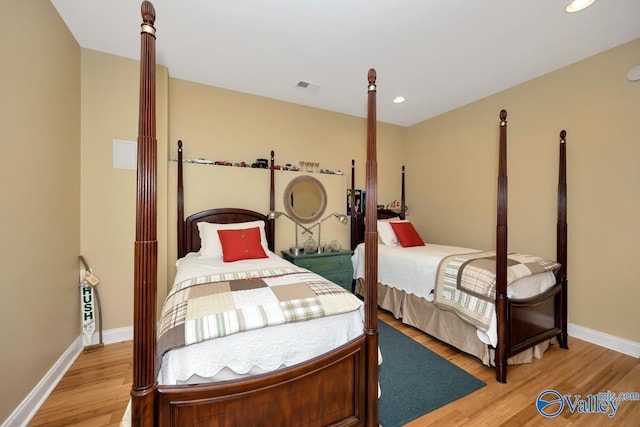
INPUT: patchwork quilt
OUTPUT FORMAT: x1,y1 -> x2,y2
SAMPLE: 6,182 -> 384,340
157,265 -> 362,360
433,251 -> 560,332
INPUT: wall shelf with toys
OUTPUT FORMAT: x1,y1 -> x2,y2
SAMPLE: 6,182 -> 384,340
171,156 -> 344,175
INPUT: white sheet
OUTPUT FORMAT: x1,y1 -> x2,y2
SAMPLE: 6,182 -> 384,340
158,252 -> 365,385
351,242 -> 556,347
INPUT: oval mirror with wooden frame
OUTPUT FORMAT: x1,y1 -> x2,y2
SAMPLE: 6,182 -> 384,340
283,175 -> 327,224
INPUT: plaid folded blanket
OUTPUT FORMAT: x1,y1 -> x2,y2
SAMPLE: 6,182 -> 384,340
157,265 -> 362,360
433,251 -> 560,332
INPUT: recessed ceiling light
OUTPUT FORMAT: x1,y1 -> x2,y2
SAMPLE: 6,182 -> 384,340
565,0 -> 596,13
392,96 -> 406,104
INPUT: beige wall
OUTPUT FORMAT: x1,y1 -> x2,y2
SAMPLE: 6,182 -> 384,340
0,0 -> 80,422
166,78 -> 407,283
80,50 -> 169,329
406,38 -> 640,343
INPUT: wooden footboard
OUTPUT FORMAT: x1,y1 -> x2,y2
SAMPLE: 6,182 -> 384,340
156,336 -> 367,426
507,284 -> 562,356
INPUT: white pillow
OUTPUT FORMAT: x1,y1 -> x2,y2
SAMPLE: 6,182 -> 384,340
197,220 -> 269,259
377,219 -> 402,246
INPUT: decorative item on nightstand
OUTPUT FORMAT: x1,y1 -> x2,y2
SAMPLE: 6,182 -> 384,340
303,236 -> 318,254
311,213 -> 348,253
267,211 -> 314,255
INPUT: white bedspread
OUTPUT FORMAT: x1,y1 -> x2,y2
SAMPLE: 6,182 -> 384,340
158,252 -> 364,385
352,243 -> 478,301
351,243 -> 556,346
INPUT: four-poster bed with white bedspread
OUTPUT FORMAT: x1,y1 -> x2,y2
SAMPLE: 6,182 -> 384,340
351,111 -> 569,383
130,2 -> 381,425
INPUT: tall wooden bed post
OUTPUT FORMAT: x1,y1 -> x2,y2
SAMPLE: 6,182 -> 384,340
131,1 -> 157,425
364,68 -> 379,427
495,109 -> 509,383
400,165 -> 406,220
177,140 -> 184,256
268,149 -> 276,247
557,130 -> 569,350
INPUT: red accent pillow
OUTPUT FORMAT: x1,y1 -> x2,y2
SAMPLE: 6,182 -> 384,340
390,221 -> 425,247
217,227 -> 268,262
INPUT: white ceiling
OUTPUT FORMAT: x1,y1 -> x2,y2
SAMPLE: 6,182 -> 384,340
51,0 -> 640,127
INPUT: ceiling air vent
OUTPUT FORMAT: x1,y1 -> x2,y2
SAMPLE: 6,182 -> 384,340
296,80 -> 320,90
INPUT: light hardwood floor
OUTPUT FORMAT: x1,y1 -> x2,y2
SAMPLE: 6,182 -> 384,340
29,310 -> 639,426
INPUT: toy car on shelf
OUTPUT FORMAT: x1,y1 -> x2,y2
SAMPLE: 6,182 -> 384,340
251,158 -> 269,168
190,158 -> 214,164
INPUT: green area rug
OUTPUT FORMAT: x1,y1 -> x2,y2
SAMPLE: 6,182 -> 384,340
378,320 -> 485,426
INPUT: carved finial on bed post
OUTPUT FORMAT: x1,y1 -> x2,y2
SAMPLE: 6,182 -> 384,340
368,69 -> 377,92
140,1 -> 156,36
499,109 -> 507,126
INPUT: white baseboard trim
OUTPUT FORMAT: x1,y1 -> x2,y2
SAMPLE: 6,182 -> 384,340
2,326 -> 133,427
103,325 -> 133,344
2,336 -> 83,427
568,322 -> 640,358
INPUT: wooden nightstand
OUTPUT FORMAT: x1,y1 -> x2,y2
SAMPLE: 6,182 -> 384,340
281,249 -> 354,292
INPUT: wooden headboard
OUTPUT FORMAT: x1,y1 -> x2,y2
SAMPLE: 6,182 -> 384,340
182,208 -> 274,256
376,208 -> 402,219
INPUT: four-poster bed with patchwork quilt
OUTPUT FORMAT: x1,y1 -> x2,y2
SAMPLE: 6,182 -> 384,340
351,110 -> 569,383
130,2 -> 381,425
